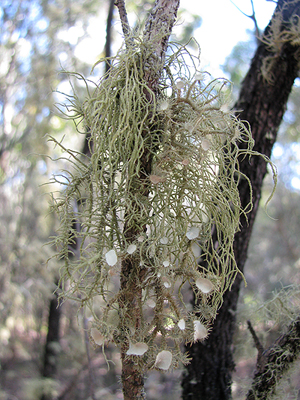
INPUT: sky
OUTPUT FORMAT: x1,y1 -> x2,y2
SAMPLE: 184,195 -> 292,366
186,0 -> 276,75
73,0 -> 277,77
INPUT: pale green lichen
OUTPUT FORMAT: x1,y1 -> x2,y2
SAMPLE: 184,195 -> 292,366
260,1 -> 300,83
49,38 -> 275,370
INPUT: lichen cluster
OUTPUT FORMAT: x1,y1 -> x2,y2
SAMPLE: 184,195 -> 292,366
51,39 -> 267,370
261,1 -> 300,82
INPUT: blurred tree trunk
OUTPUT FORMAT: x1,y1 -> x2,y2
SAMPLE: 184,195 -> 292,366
41,284 -> 61,380
181,1 -> 300,399
41,284 -> 61,400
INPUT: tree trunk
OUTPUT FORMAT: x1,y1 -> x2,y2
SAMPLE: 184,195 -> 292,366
182,1 -> 300,399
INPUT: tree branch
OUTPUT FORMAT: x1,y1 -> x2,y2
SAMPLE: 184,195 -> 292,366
115,2 -> 181,399
143,0 -> 180,92
143,0 -> 180,59
114,0 -> 131,44
246,316 -> 300,400
230,0 -> 261,40
247,320 -> 265,372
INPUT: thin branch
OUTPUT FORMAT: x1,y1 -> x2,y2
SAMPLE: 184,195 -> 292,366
247,320 -> 265,372
230,0 -> 252,18
230,0 -> 260,40
249,0 -> 261,40
114,0 -> 131,44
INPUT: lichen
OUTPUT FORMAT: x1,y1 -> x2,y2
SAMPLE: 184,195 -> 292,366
260,2 -> 300,83
49,37 -> 276,370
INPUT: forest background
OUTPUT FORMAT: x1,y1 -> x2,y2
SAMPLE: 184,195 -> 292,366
1,0 -> 300,399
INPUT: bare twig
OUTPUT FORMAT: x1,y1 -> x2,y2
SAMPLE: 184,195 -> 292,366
250,0 -> 261,39
230,0 -> 260,40
247,320 -> 265,372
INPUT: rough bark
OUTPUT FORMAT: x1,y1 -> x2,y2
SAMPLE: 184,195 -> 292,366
181,1 -> 300,399
117,2 -> 180,399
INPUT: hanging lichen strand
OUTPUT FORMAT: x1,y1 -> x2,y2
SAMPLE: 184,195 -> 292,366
51,40 -> 261,370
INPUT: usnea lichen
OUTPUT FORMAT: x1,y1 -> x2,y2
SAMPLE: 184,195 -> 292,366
260,1 -> 300,83
50,38 -> 275,370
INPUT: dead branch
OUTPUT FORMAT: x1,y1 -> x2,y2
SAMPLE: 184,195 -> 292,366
247,320 -> 265,373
